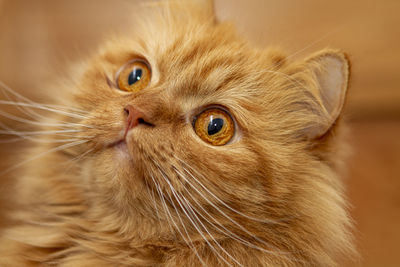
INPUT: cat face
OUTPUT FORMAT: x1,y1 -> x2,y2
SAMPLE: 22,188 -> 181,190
76,26 -> 279,217
46,1 -> 352,263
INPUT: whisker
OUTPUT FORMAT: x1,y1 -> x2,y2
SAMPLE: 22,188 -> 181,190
44,104 -> 87,115
0,121 -> 88,143
0,109 -> 93,129
149,173 -> 206,266
0,80 -> 87,114
144,178 -> 162,227
264,70 -> 305,92
174,168 -> 281,255
60,147 -> 95,175
172,161 -> 291,257
158,177 -> 208,266
67,147 -> 94,164
285,27 -> 343,61
174,193 -> 239,266
0,81 -> 47,121
0,137 -> 24,143
0,100 -> 89,119
175,159 -> 303,262
150,174 -> 177,237
175,157 -> 279,225
0,139 -> 88,176
0,129 -> 82,136
155,165 -> 237,267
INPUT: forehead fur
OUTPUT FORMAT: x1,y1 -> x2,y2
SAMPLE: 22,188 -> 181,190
85,1 -> 321,144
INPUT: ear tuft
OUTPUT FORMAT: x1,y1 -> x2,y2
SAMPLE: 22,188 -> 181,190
305,50 -> 350,139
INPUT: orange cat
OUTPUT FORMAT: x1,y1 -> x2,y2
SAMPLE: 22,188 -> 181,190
0,1 -> 355,266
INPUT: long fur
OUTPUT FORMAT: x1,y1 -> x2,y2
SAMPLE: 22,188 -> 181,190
0,1 -> 355,266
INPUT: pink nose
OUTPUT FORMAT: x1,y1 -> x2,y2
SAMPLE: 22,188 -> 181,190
124,105 -> 145,132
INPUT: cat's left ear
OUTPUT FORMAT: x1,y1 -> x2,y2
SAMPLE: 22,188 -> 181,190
304,50 -> 350,139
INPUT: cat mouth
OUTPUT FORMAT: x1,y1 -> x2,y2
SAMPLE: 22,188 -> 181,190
106,130 -> 128,148
106,119 -> 134,149
108,138 -> 131,158
109,139 -> 126,148
107,127 -> 129,149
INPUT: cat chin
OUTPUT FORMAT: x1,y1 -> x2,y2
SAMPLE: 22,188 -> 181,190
113,140 -> 130,157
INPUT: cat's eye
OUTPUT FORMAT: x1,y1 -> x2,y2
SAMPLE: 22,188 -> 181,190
193,108 -> 235,146
117,59 -> 151,92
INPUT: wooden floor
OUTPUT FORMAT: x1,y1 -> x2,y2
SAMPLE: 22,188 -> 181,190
0,1 -> 399,266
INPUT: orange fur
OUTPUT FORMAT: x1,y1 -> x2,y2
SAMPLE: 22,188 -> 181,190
0,1 -> 355,266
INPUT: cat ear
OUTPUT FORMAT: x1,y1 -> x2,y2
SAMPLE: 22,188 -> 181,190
304,50 -> 350,139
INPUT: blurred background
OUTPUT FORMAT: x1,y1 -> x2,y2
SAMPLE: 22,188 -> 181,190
0,0 -> 399,266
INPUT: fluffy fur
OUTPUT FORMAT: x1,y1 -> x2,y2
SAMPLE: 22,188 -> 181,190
0,1 -> 355,266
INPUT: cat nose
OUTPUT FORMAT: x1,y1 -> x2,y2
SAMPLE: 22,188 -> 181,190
124,105 -> 146,131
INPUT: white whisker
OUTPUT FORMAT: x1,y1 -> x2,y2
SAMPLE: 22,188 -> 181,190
175,165 -> 301,262
150,174 -> 177,236
0,137 -> 25,143
68,147 -> 94,164
44,103 -> 87,115
0,121 -> 87,143
60,147 -> 95,175
0,129 -> 82,136
0,80 -> 87,114
264,70 -> 305,91
285,27 -> 343,61
0,81 -> 47,121
149,173 -> 206,266
175,157 -> 279,225
172,159 -> 292,258
144,178 -> 162,227
0,109 -> 92,129
0,100 -> 89,119
0,139 -> 88,176
155,165 -> 237,267
174,168 -> 280,255
173,191 -> 240,267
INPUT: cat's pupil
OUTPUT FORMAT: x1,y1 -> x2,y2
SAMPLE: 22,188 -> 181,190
128,68 -> 143,85
207,117 -> 224,135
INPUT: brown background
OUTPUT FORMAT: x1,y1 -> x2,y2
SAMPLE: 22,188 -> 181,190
0,0 -> 399,266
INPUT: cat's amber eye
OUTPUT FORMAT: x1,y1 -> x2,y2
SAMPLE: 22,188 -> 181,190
117,59 -> 151,92
194,108 -> 235,146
